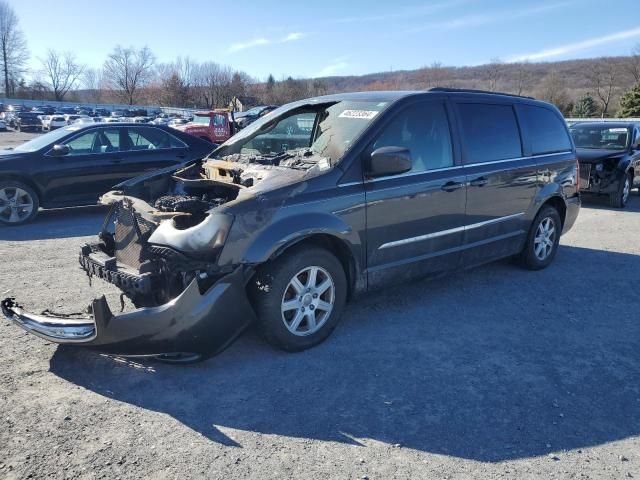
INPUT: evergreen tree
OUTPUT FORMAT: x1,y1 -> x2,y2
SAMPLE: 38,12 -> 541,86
618,83 -> 640,118
571,94 -> 597,118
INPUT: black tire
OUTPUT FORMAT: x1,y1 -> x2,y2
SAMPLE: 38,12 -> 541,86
15,124 -> 20,132
518,205 -> 562,270
250,245 -> 347,352
609,172 -> 632,208
0,180 -> 40,226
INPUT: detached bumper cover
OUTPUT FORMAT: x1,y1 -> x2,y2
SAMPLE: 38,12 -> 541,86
1,266 -> 256,356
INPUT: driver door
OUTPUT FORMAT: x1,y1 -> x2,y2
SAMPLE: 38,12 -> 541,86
41,127 -> 126,206
364,100 -> 467,288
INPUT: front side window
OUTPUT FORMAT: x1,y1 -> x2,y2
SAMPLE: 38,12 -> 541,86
458,103 -> 522,163
64,128 -> 120,155
519,105 -> 572,155
126,127 -> 185,150
570,125 -> 630,150
372,102 -> 453,173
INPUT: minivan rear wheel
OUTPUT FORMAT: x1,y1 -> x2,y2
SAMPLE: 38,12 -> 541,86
250,245 -> 347,352
518,205 -> 561,270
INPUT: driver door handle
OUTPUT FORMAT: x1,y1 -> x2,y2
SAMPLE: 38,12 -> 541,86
441,180 -> 465,192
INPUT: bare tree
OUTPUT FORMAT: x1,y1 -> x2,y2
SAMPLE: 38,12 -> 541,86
626,43 -> 640,84
587,59 -> 619,117
0,1 -> 28,97
485,57 -> 503,91
40,50 -> 84,101
536,70 -> 571,114
514,61 -> 532,96
81,67 -> 104,102
192,62 -> 234,109
420,61 -> 450,89
103,46 -> 155,105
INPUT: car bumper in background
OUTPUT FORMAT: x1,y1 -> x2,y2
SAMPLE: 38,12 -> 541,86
1,266 -> 256,357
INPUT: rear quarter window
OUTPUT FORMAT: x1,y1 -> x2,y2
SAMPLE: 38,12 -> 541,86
519,105 -> 572,155
457,103 -> 522,163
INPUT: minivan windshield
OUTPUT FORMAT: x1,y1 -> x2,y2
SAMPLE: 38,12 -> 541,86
216,100 -> 390,166
570,125 -> 630,150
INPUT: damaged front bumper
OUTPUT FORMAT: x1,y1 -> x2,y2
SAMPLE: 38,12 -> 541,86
1,266 -> 256,357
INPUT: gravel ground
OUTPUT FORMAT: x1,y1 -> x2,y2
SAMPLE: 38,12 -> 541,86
0,129 -> 639,479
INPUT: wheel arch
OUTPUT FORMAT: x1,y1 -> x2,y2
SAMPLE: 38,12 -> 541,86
268,233 -> 359,299
540,195 -> 567,228
0,174 -> 43,203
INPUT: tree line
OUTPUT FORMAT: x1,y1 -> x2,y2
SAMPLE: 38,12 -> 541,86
2,0 -> 640,116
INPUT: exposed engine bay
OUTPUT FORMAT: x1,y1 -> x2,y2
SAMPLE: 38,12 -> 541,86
80,158 -> 307,309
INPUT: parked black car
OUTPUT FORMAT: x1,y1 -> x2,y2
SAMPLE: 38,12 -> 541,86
233,105 -> 278,129
2,89 -> 580,362
15,112 -> 43,132
570,122 -> 640,208
0,123 -> 213,224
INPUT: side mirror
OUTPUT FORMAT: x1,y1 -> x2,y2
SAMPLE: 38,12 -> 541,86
367,146 -> 412,178
51,144 -> 70,156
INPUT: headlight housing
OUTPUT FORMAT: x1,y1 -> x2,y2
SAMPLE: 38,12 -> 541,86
595,163 -> 604,172
148,212 -> 234,256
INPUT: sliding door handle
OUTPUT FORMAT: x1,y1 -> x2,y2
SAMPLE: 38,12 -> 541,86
469,176 -> 489,187
441,181 -> 465,192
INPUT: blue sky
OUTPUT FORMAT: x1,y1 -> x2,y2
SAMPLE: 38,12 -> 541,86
10,0 -> 640,80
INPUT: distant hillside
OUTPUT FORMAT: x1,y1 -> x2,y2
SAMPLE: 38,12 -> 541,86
314,56 -> 639,116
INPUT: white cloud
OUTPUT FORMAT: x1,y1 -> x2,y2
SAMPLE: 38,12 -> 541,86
506,27 -> 640,62
226,32 -> 306,53
409,1 -> 573,33
282,32 -> 305,42
335,0 -> 468,24
228,38 -> 270,53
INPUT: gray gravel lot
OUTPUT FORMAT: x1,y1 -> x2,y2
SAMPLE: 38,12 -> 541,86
0,129 -> 639,479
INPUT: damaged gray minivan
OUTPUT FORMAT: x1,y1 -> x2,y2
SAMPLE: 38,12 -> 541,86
2,89 -> 580,361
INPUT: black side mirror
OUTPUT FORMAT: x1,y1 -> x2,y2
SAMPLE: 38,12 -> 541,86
367,146 -> 412,178
51,144 -> 70,156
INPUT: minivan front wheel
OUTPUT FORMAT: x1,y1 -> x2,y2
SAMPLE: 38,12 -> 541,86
609,172 -> 632,208
519,205 -> 561,270
250,246 -> 347,352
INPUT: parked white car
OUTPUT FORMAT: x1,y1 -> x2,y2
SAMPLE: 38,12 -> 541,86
42,115 -> 67,131
72,116 -> 94,126
168,118 -> 189,129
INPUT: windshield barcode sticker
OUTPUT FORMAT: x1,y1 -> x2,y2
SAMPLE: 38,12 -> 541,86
339,110 -> 379,120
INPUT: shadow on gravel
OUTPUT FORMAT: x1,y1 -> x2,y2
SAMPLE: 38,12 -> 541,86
0,206 -> 106,241
50,245 -> 640,462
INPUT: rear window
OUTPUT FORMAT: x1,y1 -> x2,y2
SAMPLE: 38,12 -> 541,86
519,105 -> 572,155
457,103 -> 522,163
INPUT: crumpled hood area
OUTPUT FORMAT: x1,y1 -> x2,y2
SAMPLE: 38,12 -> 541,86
576,148 -> 626,164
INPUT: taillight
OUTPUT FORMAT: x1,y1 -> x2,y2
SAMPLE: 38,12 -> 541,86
575,159 -> 580,193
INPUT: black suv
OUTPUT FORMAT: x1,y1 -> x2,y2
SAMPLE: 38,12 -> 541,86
2,89 -> 580,362
15,112 -> 43,132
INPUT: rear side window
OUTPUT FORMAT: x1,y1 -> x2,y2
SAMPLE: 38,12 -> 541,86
457,103 -> 522,163
372,102 -> 453,172
519,105 -> 572,155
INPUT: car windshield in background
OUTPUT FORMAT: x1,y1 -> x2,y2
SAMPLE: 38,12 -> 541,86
13,127 -> 77,152
570,126 -> 630,150
192,116 -> 210,125
217,100 -> 390,165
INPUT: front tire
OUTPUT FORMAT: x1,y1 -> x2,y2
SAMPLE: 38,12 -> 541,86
609,172 -> 631,208
518,205 -> 561,270
250,245 -> 347,352
0,180 -> 39,226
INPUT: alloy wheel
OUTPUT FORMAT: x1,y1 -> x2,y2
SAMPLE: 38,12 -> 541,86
0,187 -> 34,223
533,217 -> 556,261
622,177 -> 630,205
281,266 -> 335,336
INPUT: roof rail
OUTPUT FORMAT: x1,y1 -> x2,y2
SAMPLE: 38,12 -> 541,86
428,87 -> 535,100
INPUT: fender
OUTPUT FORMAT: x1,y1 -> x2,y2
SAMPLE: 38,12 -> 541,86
528,182 -> 566,221
241,212 -> 359,264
